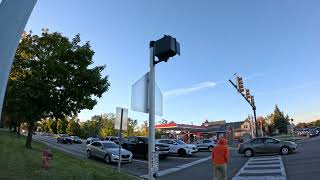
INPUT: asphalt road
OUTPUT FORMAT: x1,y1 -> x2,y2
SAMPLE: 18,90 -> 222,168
158,147 -> 247,180
33,134 -> 214,178
282,135 -> 320,180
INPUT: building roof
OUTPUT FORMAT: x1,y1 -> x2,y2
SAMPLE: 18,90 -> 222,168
228,121 -> 245,130
202,120 -> 226,127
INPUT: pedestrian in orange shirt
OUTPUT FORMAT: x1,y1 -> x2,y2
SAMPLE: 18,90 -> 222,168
211,137 -> 229,180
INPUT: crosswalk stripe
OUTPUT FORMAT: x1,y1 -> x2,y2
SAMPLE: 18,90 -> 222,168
232,156 -> 287,180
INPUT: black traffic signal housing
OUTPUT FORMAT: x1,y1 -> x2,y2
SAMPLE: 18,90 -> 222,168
154,35 -> 180,63
250,96 -> 255,107
236,76 -> 244,93
245,89 -> 251,100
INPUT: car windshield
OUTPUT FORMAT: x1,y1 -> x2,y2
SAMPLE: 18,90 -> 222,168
175,140 -> 186,145
103,143 -> 119,149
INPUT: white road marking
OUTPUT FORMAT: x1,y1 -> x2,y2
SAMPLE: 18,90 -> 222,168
232,156 -> 287,180
140,156 -> 211,178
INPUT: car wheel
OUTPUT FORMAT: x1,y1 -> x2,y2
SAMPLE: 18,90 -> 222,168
178,149 -> 187,157
244,149 -> 253,157
280,146 -> 289,155
104,154 -> 111,164
87,150 -> 92,158
208,146 -> 213,151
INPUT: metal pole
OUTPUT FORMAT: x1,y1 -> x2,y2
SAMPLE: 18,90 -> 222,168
148,42 -> 156,180
291,119 -> 294,141
253,107 -> 258,138
118,109 -> 123,172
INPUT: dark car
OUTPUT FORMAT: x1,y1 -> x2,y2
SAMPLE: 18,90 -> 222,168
308,128 -> 319,137
57,134 -> 73,144
238,137 -> 297,157
70,136 -> 82,144
122,136 -> 170,160
86,137 -> 100,145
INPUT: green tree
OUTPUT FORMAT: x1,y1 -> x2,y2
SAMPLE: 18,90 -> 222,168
125,118 -> 138,137
267,105 -> 290,134
66,117 -> 81,135
57,118 -> 68,134
49,119 -> 58,134
5,30 -> 110,148
99,114 -> 117,138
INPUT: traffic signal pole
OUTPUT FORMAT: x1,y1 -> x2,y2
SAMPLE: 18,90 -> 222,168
229,79 -> 259,138
148,41 -> 156,180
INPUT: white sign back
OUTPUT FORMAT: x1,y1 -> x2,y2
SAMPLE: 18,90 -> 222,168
115,107 -> 128,130
131,72 -> 163,116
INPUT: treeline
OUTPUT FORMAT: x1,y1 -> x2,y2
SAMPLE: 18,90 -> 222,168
296,120 -> 320,128
37,113 -> 149,139
247,105 -> 292,135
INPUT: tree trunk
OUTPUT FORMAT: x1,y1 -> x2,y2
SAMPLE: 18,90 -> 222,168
25,122 -> 34,149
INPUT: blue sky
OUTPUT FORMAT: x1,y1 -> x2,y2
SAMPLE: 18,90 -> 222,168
25,0 -> 320,125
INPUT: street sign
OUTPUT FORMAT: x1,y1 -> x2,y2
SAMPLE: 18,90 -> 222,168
115,107 -> 128,130
131,72 -> 163,116
151,152 -> 159,173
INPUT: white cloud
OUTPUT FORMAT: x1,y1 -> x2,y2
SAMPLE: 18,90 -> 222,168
164,81 -> 217,97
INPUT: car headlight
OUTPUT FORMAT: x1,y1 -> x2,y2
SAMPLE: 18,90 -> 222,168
111,154 -> 119,158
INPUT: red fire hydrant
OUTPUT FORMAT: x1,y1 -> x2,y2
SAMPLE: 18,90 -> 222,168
42,148 -> 53,170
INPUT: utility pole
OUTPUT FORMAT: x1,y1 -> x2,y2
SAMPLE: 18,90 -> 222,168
229,76 -> 258,138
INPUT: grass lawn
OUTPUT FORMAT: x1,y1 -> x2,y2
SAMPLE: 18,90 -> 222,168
0,129 -> 136,180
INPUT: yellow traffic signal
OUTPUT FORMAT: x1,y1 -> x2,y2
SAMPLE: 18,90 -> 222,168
236,76 -> 244,93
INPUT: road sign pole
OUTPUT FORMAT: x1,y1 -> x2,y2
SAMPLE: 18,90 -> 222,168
253,107 -> 259,138
118,108 -> 123,172
148,42 -> 156,180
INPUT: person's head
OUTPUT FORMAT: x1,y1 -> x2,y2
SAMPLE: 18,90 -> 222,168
218,137 -> 227,145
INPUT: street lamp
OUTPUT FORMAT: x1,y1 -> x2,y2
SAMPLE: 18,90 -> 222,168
148,35 -> 180,180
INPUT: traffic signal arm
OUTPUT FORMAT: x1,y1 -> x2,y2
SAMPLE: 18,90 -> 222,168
228,79 -> 255,109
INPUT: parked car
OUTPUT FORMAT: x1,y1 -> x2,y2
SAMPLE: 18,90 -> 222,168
86,137 -> 100,145
196,139 -> 217,151
238,137 -> 297,157
122,136 -> 170,159
105,136 -> 119,142
308,128 -> 319,137
87,141 -> 133,164
70,136 -> 82,144
298,128 -> 309,136
57,134 -> 73,144
157,139 -> 198,156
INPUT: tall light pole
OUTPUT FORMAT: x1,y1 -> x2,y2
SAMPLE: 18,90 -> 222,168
148,36 -> 180,180
0,0 -> 37,121
229,76 -> 259,138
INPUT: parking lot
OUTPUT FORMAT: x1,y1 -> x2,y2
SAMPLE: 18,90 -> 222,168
33,134 -> 214,178
33,134 -> 320,180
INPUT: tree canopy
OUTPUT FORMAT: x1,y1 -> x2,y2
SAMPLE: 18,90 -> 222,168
3,30 -> 110,148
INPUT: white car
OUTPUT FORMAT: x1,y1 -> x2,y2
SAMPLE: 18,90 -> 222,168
157,139 -> 198,156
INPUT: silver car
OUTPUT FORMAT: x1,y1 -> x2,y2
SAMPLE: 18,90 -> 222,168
196,139 -> 217,151
87,141 -> 133,164
238,137 -> 297,157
